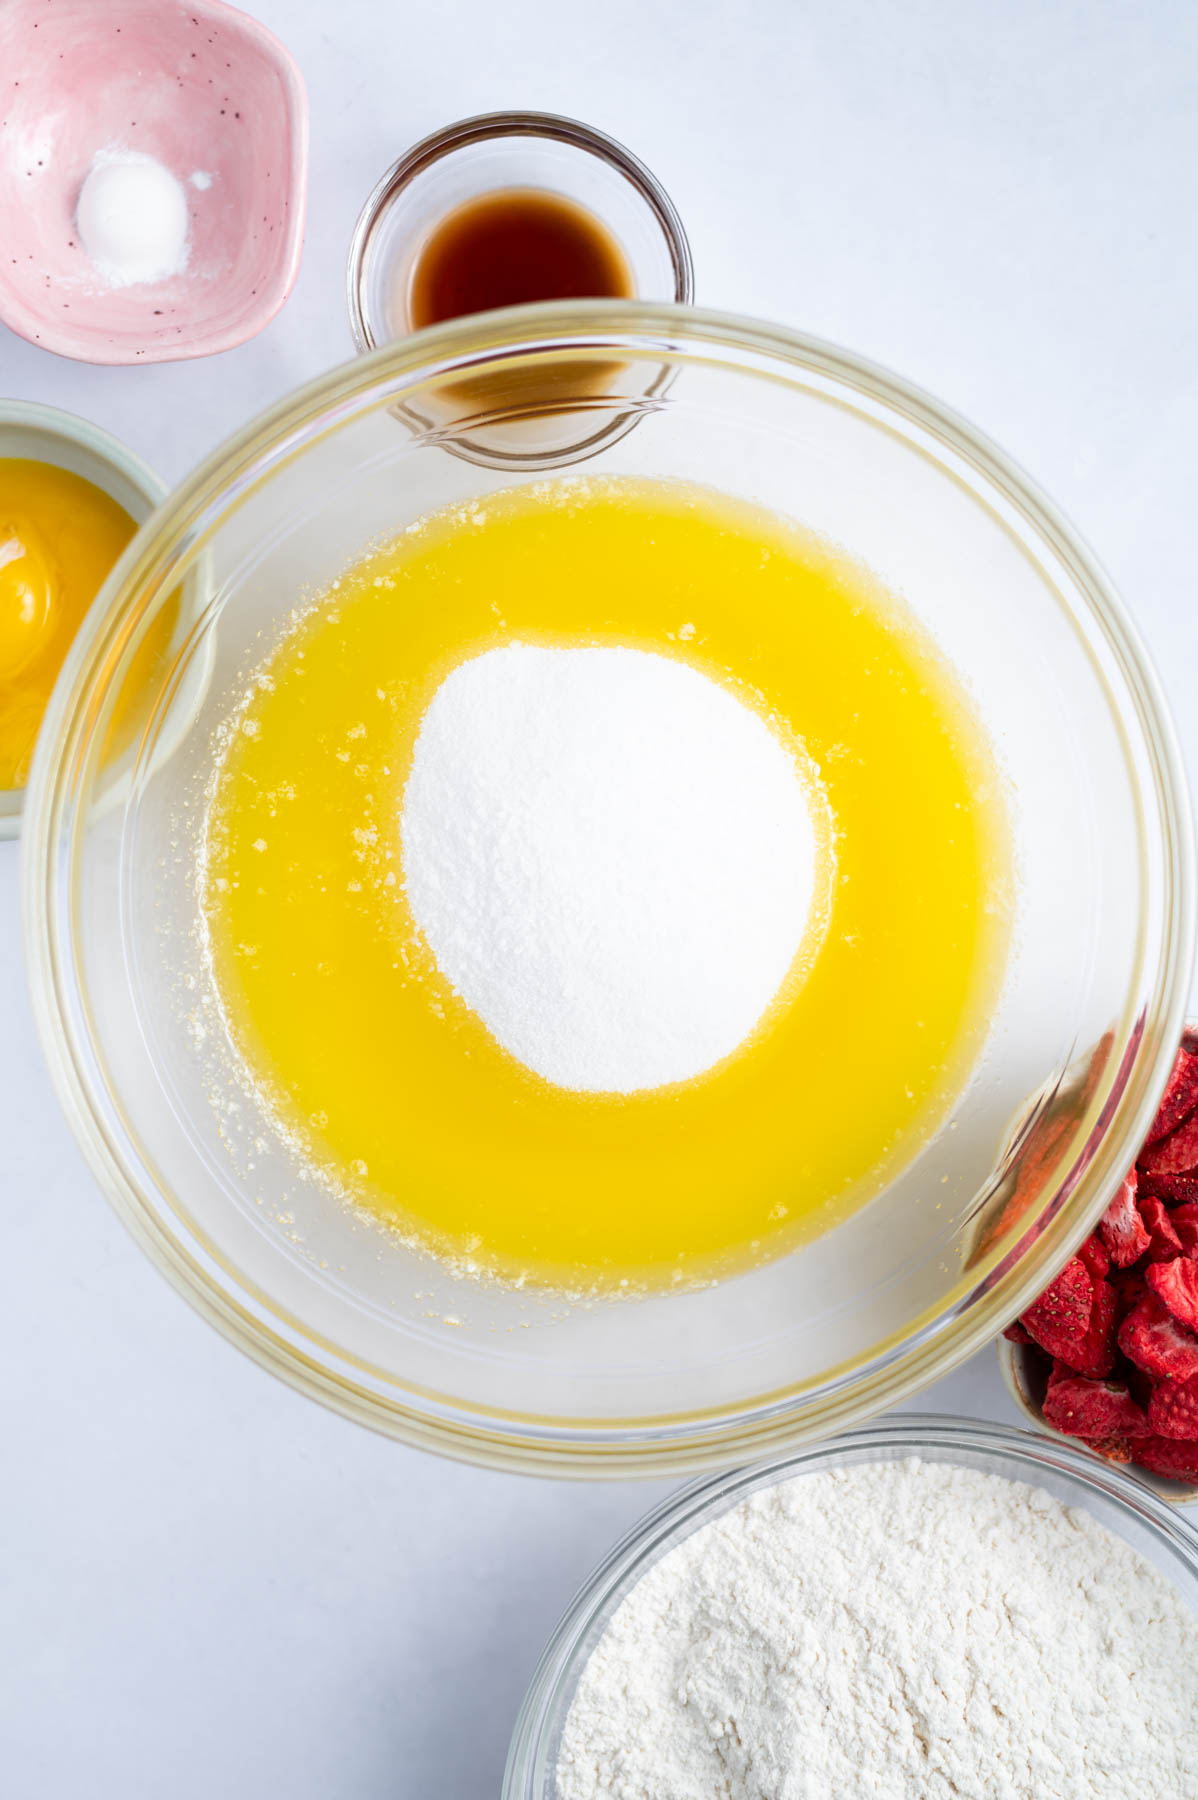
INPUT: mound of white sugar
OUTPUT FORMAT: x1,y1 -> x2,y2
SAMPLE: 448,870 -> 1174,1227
556,1460 -> 1198,1800
399,644 -> 823,1093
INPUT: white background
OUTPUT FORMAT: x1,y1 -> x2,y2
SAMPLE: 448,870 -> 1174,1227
3,2 -> 1197,1795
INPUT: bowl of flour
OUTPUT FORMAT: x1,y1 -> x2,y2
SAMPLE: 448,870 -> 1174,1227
505,1415 -> 1198,1800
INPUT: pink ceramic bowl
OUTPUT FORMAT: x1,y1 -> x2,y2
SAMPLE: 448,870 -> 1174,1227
0,0 -> 307,364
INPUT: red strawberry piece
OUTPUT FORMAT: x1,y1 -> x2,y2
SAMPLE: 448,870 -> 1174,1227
1086,1434 -> 1134,1465
1139,1195 -> 1183,1262
1020,1257 -> 1092,1361
1146,1258 -> 1198,1334
1032,1283 -> 1118,1380
1170,1204 -> 1198,1257
1137,1172 -> 1198,1203
1003,1319 -> 1032,1344
1138,1107 -> 1198,1177
1077,1232 -> 1110,1283
1144,1045 -> 1198,1144
1146,1376 -> 1198,1439
1043,1375 -> 1149,1438
1120,1356 -> 1156,1413
1131,1435 -> 1198,1483
1065,1278 -> 1118,1378
1111,1267 -> 1148,1319
1099,1173 -> 1151,1268
1118,1294 -> 1198,1379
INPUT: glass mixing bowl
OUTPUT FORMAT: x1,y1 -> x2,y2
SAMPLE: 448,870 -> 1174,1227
21,303 -> 1195,1476
503,1415 -> 1198,1795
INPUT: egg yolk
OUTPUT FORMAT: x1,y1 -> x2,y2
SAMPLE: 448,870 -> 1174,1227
0,515 -> 56,682
0,458 -> 138,792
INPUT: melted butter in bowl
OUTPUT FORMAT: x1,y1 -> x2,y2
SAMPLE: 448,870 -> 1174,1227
200,475 -> 1012,1295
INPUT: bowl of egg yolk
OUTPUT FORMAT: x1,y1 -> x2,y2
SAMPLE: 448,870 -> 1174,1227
0,400 -> 171,838
21,303 -> 1195,1476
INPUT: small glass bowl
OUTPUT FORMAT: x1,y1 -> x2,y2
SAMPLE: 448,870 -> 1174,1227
503,1414 -> 1198,1797
346,112 -> 694,470
347,111 -> 693,354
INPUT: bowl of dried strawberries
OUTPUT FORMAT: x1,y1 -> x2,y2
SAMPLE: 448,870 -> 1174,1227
999,1027 -> 1198,1503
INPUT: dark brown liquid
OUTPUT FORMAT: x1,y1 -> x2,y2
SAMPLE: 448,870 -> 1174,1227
407,188 -> 634,328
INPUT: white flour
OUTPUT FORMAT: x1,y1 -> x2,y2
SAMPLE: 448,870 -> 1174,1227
556,1459 -> 1198,1800
399,643 -> 825,1093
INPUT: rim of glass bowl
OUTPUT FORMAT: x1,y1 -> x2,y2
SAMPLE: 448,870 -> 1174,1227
345,110 -> 694,355
20,302 -> 1197,1478
503,1413 -> 1198,1797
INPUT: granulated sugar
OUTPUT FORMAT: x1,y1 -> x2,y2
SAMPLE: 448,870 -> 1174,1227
556,1458 -> 1198,1800
399,643 -> 825,1093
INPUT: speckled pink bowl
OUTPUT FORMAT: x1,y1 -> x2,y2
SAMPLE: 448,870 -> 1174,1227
0,0 -> 307,364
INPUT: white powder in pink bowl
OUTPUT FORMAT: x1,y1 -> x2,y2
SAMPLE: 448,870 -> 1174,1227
75,148 -> 190,289
399,643 -> 829,1094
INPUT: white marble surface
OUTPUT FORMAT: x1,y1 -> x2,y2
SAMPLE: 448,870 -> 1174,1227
2,2 -> 1196,1795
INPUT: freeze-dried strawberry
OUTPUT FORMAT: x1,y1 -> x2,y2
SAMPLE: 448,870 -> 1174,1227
1120,1355 -> 1156,1413
1137,1172 -> 1198,1204
1146,1376 -> 1198,1439
1118,1294 -> 1198,1379
1077,1232 -> 1110,1283
1043,1375 -> 1149,1438
1131,1435 -> 1198,1483
1138,1107 -> 1198,1177
1032,1283 -> 1118,1380
1146,1258 -> 1198,1334
1112,1267 -> 1147,1317
1170,1205 -> 1198,1256
1139,1195 -> 1183,1262
1086,1434 -> 1134,1464
1020,1257 -> 1092,1361
1003,1319 -> 1032,1344
1064,1278 -> 1117,1378
1144,1045 -> 1198,1144
1099,1173 -> 1151,1268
